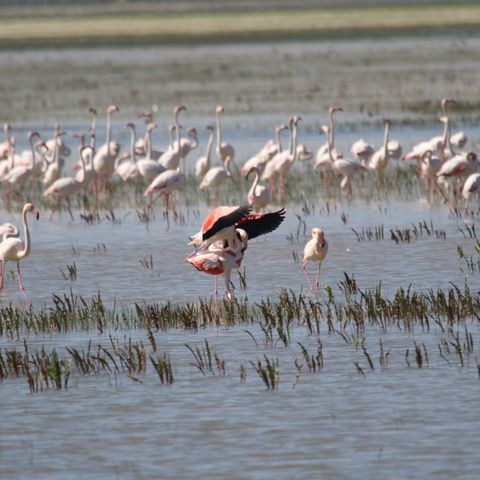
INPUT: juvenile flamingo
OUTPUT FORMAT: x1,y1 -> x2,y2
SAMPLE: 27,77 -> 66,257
0,203 -> 39,299
302,228 -> 328,290
246,164 -> 270,212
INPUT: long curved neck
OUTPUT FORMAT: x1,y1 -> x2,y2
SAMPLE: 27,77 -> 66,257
206,132 -> 214,165
130,128 -> 136,162
383,123 -> 390,157
146,129 -> 153,159
288,126 -> 294,155
53,137 -> 60,168
326,129 -> 334,162
79,149 -> 87,185
90,116 -> 96,151
174,113 -> 181,150
29,136 -> 36,166
442,118 -> 454,159
225,158 -> 232,176
189,131 -> 199,150
291,124 -> 298,162
18,209 -> 31,259
216,111 -> 223,147
276,130 -> 283,153
248,170 -> 259,197
106,112 -> 112,156
328,111 -> 335,149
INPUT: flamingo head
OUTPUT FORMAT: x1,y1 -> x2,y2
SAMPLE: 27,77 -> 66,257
276,124 -> 289,134
89,107 -> 97,116
107,105 -> 119,114
188,127 -> 198,139
24,203 -> 40,221
206,125 -> 215,133
312,228 -> 325,241
420,149 -> 433,164
147,122 -> 157,132
245,166 -> 258,179
329,106 -> 343,115
126,123 -> 135,131
72,132 -> 85,144
319,124 -> 329,135
215,105 -> 224,114
174,105 -> 187,117
28,131 -> 40,141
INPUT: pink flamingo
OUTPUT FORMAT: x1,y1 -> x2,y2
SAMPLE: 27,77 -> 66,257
302,228 -> 328,290
0,203 -> 39,299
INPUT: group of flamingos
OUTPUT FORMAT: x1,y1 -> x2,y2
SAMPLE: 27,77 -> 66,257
0,98 -> 479,299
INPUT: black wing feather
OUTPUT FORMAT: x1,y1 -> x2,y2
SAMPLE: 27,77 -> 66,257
203,205 -> 252,241
237,208 -> 286,240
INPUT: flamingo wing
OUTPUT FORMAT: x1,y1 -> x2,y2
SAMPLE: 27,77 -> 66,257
202,205 -> 251,241
236,208 -> 286,240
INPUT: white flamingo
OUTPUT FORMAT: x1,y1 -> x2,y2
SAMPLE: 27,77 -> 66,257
462,173 -> 480,212
136,123 -> 165,180
369,119 -> 391,187
115,124 -> 140,182
42,130 -> 66,189
93,104 -> 120,190
302,228 -> 328,290
246,164 -> 270,212
0,202 -> 39,299
44,146 -> 91,220
215,105 -> 235,163
195,125 -> 215,178
158,105 -> 187,170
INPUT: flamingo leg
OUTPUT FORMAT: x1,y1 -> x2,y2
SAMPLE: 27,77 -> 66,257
315,262 -> 322,289
214,276 -> 218,298
17,261 -> 28,300
302,261 -> 313,290
164,194 -> 170,230
224,266 -> 233,301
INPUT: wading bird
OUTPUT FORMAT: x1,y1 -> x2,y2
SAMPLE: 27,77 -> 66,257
0,203 -> 39,299
302,228 -> 328,290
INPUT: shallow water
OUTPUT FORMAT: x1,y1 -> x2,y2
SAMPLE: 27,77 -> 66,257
2,120 -> 480,479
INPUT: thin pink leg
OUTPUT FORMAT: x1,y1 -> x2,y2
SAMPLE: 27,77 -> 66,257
315,262 -> 322,289
214,276 -> 218,298
302,262 -> 313,290
17,262 -> 28,300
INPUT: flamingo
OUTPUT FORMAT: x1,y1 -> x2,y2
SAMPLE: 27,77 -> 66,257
316,106 -> 343,166
189,205 -> 285,254
437,152 -> 478,179
187,208 -> 286,299
262,116 -> 302,196
144,168 -> 186,227
187,228 -> 248,300
129,123 -> 164,181
246,164 -> 270,212
462,173 -> 480,212
302,228 -> 328,290
72,133 -> 95,190
418,150 -> 444,198
215,105 -> 235,164
5,133 -> 47,194
135,111 -> 154,156
321,125 -> 367,197
44,146 -> 91,220
44,123 -> 71,160
42,130 -> 66,189
158,105 -> 187,170
195,125 -> 215,178
115,124 -> 140,182
351,138 -> 374,166
369,119 -> 391,188
93,104 -> 120,190
199,151 -> 234,201
178,127 -> 199,159
0,203 -> 39,299
441,98 -> 467,149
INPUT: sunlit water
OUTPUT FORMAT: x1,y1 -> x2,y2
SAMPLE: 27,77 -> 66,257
2,123 -> 480,479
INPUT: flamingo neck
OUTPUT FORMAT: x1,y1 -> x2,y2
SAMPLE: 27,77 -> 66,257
248,171 -> 259,198
18,208 -> 31,259
174,112 -> 181,150
328,111 -> 335,150
216,111 -> 223,147
205,132 -> 214,167
383,123 -> 390,157
29,136 -> 36,168
130,128 -> 137,162
79,150 -> 87,186
90,116 -> 96,151
106,112 -> 112,156
291,125 -> 299,164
